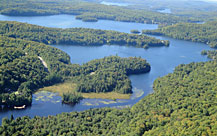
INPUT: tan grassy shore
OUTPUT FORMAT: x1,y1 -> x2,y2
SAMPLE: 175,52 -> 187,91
38,82 -> 131,100
38,82 -> 77,96
82,92 -> 131,100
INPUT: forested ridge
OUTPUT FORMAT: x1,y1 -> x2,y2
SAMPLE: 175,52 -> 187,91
0,36 -> 69,107
143,21 -> 217,48
0,55 -> 216,135
0,21 -> 169,48
0,0 -> 199,25
0,35 -> 151,107
0,48 -> 47,107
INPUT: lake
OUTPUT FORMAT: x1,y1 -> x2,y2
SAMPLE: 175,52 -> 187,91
156,8 -> 172,14
0,14 -> 157,33
100,1 -> 130,7
0,14 -> 213,123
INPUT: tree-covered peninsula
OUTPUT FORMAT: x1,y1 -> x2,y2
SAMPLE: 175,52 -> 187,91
143,21 -> 217,48
201,50 -> 217,60
74,56 -> 150,94
0,0 -> 198,25
0,34 -> 151,107
0,21 -> 169,48
0,53 -> 216,135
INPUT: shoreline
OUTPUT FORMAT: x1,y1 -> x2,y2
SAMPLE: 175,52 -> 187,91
37,82 -> 132,100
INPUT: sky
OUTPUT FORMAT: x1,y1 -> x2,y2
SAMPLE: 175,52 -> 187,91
202,0 -> 217,2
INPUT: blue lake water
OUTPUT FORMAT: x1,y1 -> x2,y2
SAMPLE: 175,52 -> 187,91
0,14 -> 158,33
100,1 -> 130,6
0,14 -> 213,123
157,8 -> 172,14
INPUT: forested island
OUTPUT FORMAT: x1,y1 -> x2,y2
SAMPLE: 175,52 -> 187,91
0,53 -> 216,135
143,21 -> 217,48
0,0 -> 199,25
0,21 -> 169,48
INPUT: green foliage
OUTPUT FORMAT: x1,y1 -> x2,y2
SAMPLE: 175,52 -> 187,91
81,17 -> 98,22
121,0 -> 217,22
0,47 -> 48,106
75,56 -> 150,94
143,21 -> 217,48
0,35 -> 151,106
0,0 -> 198,25
0,47 -> 25,65
128,60 -> 217,135
0,35 -> 70,107
0,21 -> 169,48
62,92 -> 83,105
1,56 -> 216,135
130,29 -> 140,34
0,55 -> 47,91
0,35 -> 71,74
201,50 -> 217,60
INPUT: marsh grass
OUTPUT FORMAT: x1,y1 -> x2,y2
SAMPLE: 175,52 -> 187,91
38,82 -> 77,96
82,92 -> 131,100
38,82 -> 131,100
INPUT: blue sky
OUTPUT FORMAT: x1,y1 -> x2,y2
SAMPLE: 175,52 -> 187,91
202,0 -> 217,2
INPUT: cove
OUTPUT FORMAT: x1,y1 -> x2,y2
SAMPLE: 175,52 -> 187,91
0,15 -> 214,123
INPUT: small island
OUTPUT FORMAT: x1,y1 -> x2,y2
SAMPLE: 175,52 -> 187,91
130,29 -> 141,34
62,92 -> 83,105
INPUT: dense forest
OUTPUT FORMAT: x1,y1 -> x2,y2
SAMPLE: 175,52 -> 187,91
0,0 -> 199,25
0,55 -> 216,135
0,35 -> 151,107
201,50 -> 217,60
0,21 -> 169,48
118,0 -> 217,22
0,48 -> 46,107
74,56 -> 150,94
0,1 -> 217,135
62,92 -> 83,105
143,21 -> 217,48
0,36 -> 69,107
